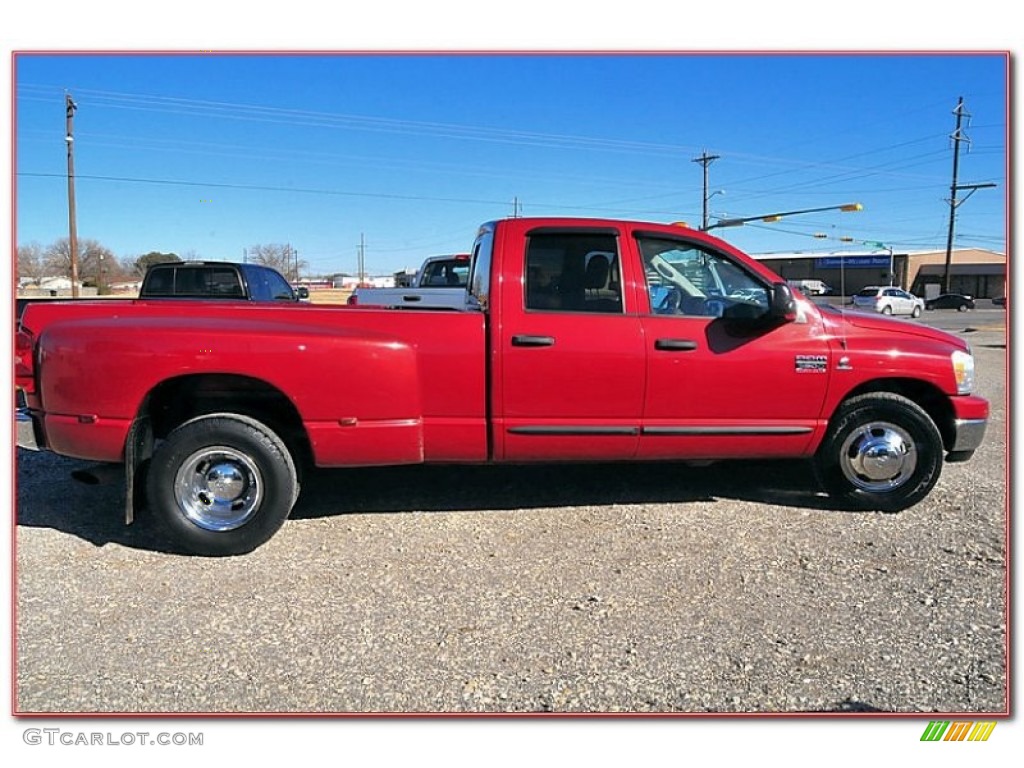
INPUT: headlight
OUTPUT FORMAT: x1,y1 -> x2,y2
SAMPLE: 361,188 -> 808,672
951,349 -> 975,395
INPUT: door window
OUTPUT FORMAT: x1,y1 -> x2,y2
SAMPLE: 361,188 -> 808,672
637,236 -> 769,319
525,232 -> 622,313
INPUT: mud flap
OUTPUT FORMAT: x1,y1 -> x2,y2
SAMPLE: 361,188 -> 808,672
124,415 -> 153,524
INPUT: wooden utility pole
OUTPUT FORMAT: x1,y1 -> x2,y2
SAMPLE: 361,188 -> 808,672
358,234 -> 366,286
942,97 -> 967,294
941,97 -> 996,294
65,92 -> 80,298
692,149 -> 720,230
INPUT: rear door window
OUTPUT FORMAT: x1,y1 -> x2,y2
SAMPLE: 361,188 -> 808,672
524,232 -> 623,313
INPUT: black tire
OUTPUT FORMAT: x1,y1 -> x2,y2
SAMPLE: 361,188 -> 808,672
813,393 -> 944,512
957,304 -> 969,312
146,414 -> 298,556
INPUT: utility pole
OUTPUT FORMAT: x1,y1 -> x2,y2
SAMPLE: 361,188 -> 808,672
692,149 -> 719,230
941,97 -> 996,294
512,197 -> 522,218
358,234 -> 366,286
942,97 -> 967,295
65,92 -> 80,298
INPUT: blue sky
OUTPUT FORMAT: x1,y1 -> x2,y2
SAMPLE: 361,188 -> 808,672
14,52 -> 1007,276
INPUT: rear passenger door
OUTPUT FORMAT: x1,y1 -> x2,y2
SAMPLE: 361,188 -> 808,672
496,226 -> 645,461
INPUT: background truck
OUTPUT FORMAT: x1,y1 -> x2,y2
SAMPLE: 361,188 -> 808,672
347,254 -> 470,308
787,279 -> 832,296
16,217 -> 988,556
140,260 -> 308,302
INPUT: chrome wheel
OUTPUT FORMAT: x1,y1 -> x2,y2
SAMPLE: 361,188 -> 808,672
174,446 -> 263,531
814,393 -> 943,512
838,421 -> 917,493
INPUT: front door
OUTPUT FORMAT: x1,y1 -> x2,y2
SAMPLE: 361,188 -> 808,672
630,233 -> 831,460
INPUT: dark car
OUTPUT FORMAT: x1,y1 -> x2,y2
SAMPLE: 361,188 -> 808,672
925,293 -> 975,312
993,296 -> 1006,308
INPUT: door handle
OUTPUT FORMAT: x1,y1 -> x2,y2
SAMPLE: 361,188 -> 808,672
511,335 -> 555,347
654,338 -> 698,351
401,295 -> 422,302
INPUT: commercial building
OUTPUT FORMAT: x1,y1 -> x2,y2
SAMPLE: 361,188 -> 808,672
752,247 -> 1005,298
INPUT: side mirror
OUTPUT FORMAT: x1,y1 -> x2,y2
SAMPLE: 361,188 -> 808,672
296,286 -> 310,301
769,282 -> 797,322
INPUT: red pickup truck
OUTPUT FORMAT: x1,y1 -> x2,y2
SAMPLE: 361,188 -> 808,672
16,217 -> 989,555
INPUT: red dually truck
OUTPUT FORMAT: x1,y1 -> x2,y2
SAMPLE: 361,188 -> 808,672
16,217 -> 989,555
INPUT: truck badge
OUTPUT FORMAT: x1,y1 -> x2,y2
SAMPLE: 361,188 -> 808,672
795,355 -> 827,373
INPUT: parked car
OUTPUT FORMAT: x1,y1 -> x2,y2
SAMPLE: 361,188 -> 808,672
852,286 -> 924,317
925,293 -> 975,312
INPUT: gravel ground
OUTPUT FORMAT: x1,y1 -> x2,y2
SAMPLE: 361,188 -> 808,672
14,328 -> 1006,714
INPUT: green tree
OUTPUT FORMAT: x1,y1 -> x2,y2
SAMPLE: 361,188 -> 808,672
134,251 -> 181,277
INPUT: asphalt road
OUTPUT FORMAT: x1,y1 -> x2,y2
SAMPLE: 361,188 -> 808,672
14,310 -> 1007,714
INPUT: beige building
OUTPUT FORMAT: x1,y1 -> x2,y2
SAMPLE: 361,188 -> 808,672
753,247 -> 1005,299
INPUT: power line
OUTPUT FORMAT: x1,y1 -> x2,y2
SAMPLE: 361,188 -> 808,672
17,171 -> 518,208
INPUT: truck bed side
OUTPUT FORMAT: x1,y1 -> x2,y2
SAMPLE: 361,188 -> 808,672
20,301 -> 488,467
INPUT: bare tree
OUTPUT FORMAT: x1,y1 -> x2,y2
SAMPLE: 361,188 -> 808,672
248,243 -> 307,281
17,242 -> 46,285
44,237 -> 119,291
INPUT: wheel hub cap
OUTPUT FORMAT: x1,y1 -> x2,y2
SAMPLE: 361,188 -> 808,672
174,447 -> 263,531
840,422 -> 917,492
205,462 -> 246,503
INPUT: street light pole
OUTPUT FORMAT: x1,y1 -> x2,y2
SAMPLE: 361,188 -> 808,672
706,203 -> 862,231
864,241 -> 895,287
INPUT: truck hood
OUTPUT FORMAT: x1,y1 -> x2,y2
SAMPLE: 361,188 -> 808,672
818,305 -> 970,353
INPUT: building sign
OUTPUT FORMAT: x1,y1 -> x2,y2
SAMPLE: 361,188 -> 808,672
814,256 -> 892,269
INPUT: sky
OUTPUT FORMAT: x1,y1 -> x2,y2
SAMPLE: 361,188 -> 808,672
14,52 -> 1007,277
2,2 -> 1019,766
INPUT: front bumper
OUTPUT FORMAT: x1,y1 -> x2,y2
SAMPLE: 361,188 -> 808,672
943,395 -> 989,463
950,417 -> 988,454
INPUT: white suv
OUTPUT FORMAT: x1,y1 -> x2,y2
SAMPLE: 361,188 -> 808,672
852,286 -> 924,317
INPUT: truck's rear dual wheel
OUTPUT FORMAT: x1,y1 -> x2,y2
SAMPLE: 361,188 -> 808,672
147,414 -> 298,556
814,393 -> 944,512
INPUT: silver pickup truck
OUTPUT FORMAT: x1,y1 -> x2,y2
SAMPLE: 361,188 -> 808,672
348,254 -> 469,309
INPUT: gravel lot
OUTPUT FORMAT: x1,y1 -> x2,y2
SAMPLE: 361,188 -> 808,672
15,322 -> 1007,714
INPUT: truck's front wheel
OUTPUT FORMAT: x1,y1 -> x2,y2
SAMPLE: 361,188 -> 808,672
814,393 -> 943,512
147,414 -> 298,555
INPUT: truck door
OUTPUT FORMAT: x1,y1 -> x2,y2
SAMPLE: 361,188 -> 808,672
630,232 -> 830,460
495,225 -> 645,461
